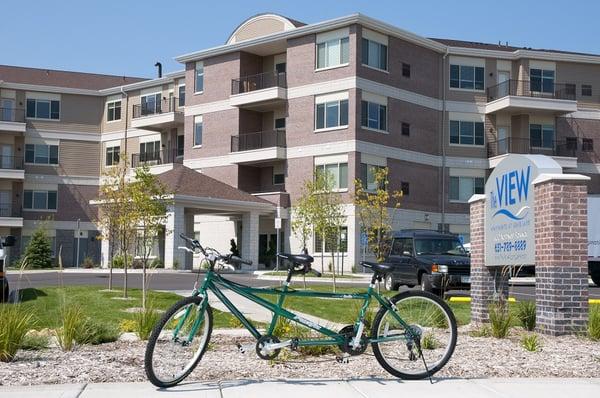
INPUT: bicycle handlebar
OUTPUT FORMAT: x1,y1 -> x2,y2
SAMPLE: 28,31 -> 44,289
179,234 -> 252,267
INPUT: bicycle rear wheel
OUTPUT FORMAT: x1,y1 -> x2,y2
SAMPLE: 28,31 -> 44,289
371,291 -> 457,379
144,295 -> 213,388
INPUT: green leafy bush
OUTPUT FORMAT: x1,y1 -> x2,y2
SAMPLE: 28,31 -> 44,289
517,301 -> 536,331
521,333 -> 541,352
111,254 -> 132,269
0,305 -> 34,361
589,305 -> 600,341
21,226 -> 53,269
120,319 -> 137,333
21,332 -> 50,350
79,321 -> 119,345
134,305 -> 161,340
150,258 -> 164,269
82,256 -> 96,269
488,301 -> 512,338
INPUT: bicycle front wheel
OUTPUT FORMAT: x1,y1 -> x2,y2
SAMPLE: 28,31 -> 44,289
371,291 -> 457,379
144,295 -> 213,388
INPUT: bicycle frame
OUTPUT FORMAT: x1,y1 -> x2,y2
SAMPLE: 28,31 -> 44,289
187,269 -> 416,349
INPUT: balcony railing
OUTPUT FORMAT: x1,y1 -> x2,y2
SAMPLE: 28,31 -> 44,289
0,204 -> 20,218
0,108 -> 25,123
487,137 -> 578,158
131,149 -> 183,168
487,80 -> 577,102
231,71 -> 287,95
231,130 -> 286,152
132,97 -> 179,119
0,155 -> 24,170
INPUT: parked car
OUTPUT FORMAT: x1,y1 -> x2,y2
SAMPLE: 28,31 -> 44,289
382,230 -> 470,294
0,235 -> 16,303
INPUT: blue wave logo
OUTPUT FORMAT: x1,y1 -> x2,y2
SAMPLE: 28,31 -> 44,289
492,206 -> 530,220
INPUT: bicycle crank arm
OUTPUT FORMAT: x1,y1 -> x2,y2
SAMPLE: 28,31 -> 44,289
262,339 -> 293,352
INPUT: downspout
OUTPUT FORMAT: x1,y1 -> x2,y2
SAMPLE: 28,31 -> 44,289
120,86 -> 129,157
441,48 -> 449,228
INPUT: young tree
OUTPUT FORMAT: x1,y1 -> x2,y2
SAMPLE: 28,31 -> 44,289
22,224 -> 53,269
354,167 -> 403,262
130,165 -> 172,308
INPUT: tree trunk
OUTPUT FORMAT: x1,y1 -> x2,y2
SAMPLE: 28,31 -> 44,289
330,250 -> 337,293
122,244 -> 128,298
142,262 -> 146,309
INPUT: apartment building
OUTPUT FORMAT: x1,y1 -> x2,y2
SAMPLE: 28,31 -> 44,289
1,13 -> 600,270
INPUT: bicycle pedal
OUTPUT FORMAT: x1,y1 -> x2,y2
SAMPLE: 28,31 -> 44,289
236,343 -> 254,355
335,354 -> 350,364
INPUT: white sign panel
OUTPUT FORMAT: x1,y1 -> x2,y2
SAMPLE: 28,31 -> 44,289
274,217 -> 282,230
484,154 -> 561,266
589,196 -> 600,260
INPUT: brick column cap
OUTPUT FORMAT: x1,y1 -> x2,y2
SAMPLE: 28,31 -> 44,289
468,194 -> 486,204
532,173 -> 590,186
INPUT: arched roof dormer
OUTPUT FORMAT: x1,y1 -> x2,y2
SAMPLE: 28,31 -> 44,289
226,13 -> 305,45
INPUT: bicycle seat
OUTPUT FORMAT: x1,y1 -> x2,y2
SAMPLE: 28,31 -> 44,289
277,253 -> 314,265
361,261 -> 394,275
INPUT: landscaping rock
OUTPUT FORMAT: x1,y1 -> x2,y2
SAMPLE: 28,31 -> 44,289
118,333 -> 139,342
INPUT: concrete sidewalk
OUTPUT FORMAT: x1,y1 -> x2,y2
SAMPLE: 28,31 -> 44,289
1,378 -> 599,397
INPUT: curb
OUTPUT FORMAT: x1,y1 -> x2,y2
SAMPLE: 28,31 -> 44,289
448,296 -> 600,304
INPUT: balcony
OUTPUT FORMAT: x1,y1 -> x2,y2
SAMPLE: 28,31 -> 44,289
0,203 -> 23,228
131,149 -> 183,169
131,97 -> 183,131
0,108 -> 26,133
230,72 -> 287,110
0,156 -> 25,179
229,130 -> 286,164
485,80 -> 578,115
487,137 -> 578,168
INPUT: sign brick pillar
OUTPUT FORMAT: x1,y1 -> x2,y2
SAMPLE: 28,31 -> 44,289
469,195 -> 509,323
533,175 -> 590,336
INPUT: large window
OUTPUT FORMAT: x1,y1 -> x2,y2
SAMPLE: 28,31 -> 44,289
194,116 -> 203,146
315,162 -> 348,190
450,120 -> 484,146
195,61 -> 204,93
24,190 -> 57,210
360,163 -> 385,191
530,124 -> 554,148
105,145 -> 120,166
450,65 -> 484,90
26,99 -> 60,120
25,144 -> 59,165
315,98 -> 348,130
178,85 -> 186,106
530,68 -> 554,93
106,100 -> 121,122
141,93 -> 161,115
139,141 -> 160,162
361,100 -> 387,131
449,177 -> 484,202
582,84 -> 592,97
316,37 -> 349,69
315,226 -> 348,253
362,38 -> 387,70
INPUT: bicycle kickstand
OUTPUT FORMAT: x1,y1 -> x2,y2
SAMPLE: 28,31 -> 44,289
415,343 -> 433,384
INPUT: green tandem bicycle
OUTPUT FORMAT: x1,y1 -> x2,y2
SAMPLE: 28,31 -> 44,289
144,234 -> 458,388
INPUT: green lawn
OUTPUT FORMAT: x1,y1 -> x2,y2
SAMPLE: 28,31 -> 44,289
11,286 -> 240,330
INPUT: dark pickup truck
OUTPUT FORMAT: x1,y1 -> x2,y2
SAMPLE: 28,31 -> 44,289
381,230 -> 470,294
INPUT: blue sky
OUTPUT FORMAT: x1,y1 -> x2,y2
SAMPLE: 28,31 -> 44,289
2,0 -> 599,78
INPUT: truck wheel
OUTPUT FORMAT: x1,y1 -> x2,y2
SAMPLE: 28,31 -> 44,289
420,274 -> 441,296
384,274 -> 399,291
592,272 -> 600,287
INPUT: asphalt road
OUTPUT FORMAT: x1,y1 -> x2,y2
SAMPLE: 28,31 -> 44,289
5,270 -> 600,300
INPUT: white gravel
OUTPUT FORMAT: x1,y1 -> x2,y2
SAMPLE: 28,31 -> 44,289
1,327 -> 599,386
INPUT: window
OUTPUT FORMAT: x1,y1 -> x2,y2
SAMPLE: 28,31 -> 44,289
582,85 -> 592,97
582,138 -> 594,152
529,124 -> 554,148
402,63 -> 411,78
106,100 -> 121,122
565,83 -> 576,98
141,93 -> 161,115
105,145 -> 120,166
316,99 -> 348,130
449,176 -> 484,202
178,85 -> 186,106
26,99 -> 60,119
391,238 -> 413,256
450,65 -> 484,90
177,135 -> 184,157
315,226 -> 348,253
566,137 -> 578,151
24,190 -> 57,210
401,122 -> 410,136
194,116 -> 203,146
139,141 -> 160,162
361,38 -> 387,70
316,37 -> 349,69
25,144 -> 59,165
273,172 -> 285,185
530,68 -> 554,93
360,164 -> 385,191
401,182 -> 410,196
450,121 -> 484,146
195,61 -> 204,93
315,162 -> 348,190
361,100 -> 387,131
275,117 -> 286,130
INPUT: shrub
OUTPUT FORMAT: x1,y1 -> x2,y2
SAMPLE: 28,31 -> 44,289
229,239 -> 240,257
488,301 -> 512,338
55,304 -> 85,351
79,321 -> 119,345
81,256 -> 96,269
421,332 -> 439,350
120,319 -> 137,333
134,305 -> 160,340
21,226 -> 53,269
0,305 -> 34,361
469,325 -> 491,337
589,305 -> 600,341
21,332 -> 50,350
111,254 -> 132,269
521,333 -> 541,352
517,301 -> 536,331
150,258 -> 164,269
273,317 -> 337,356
